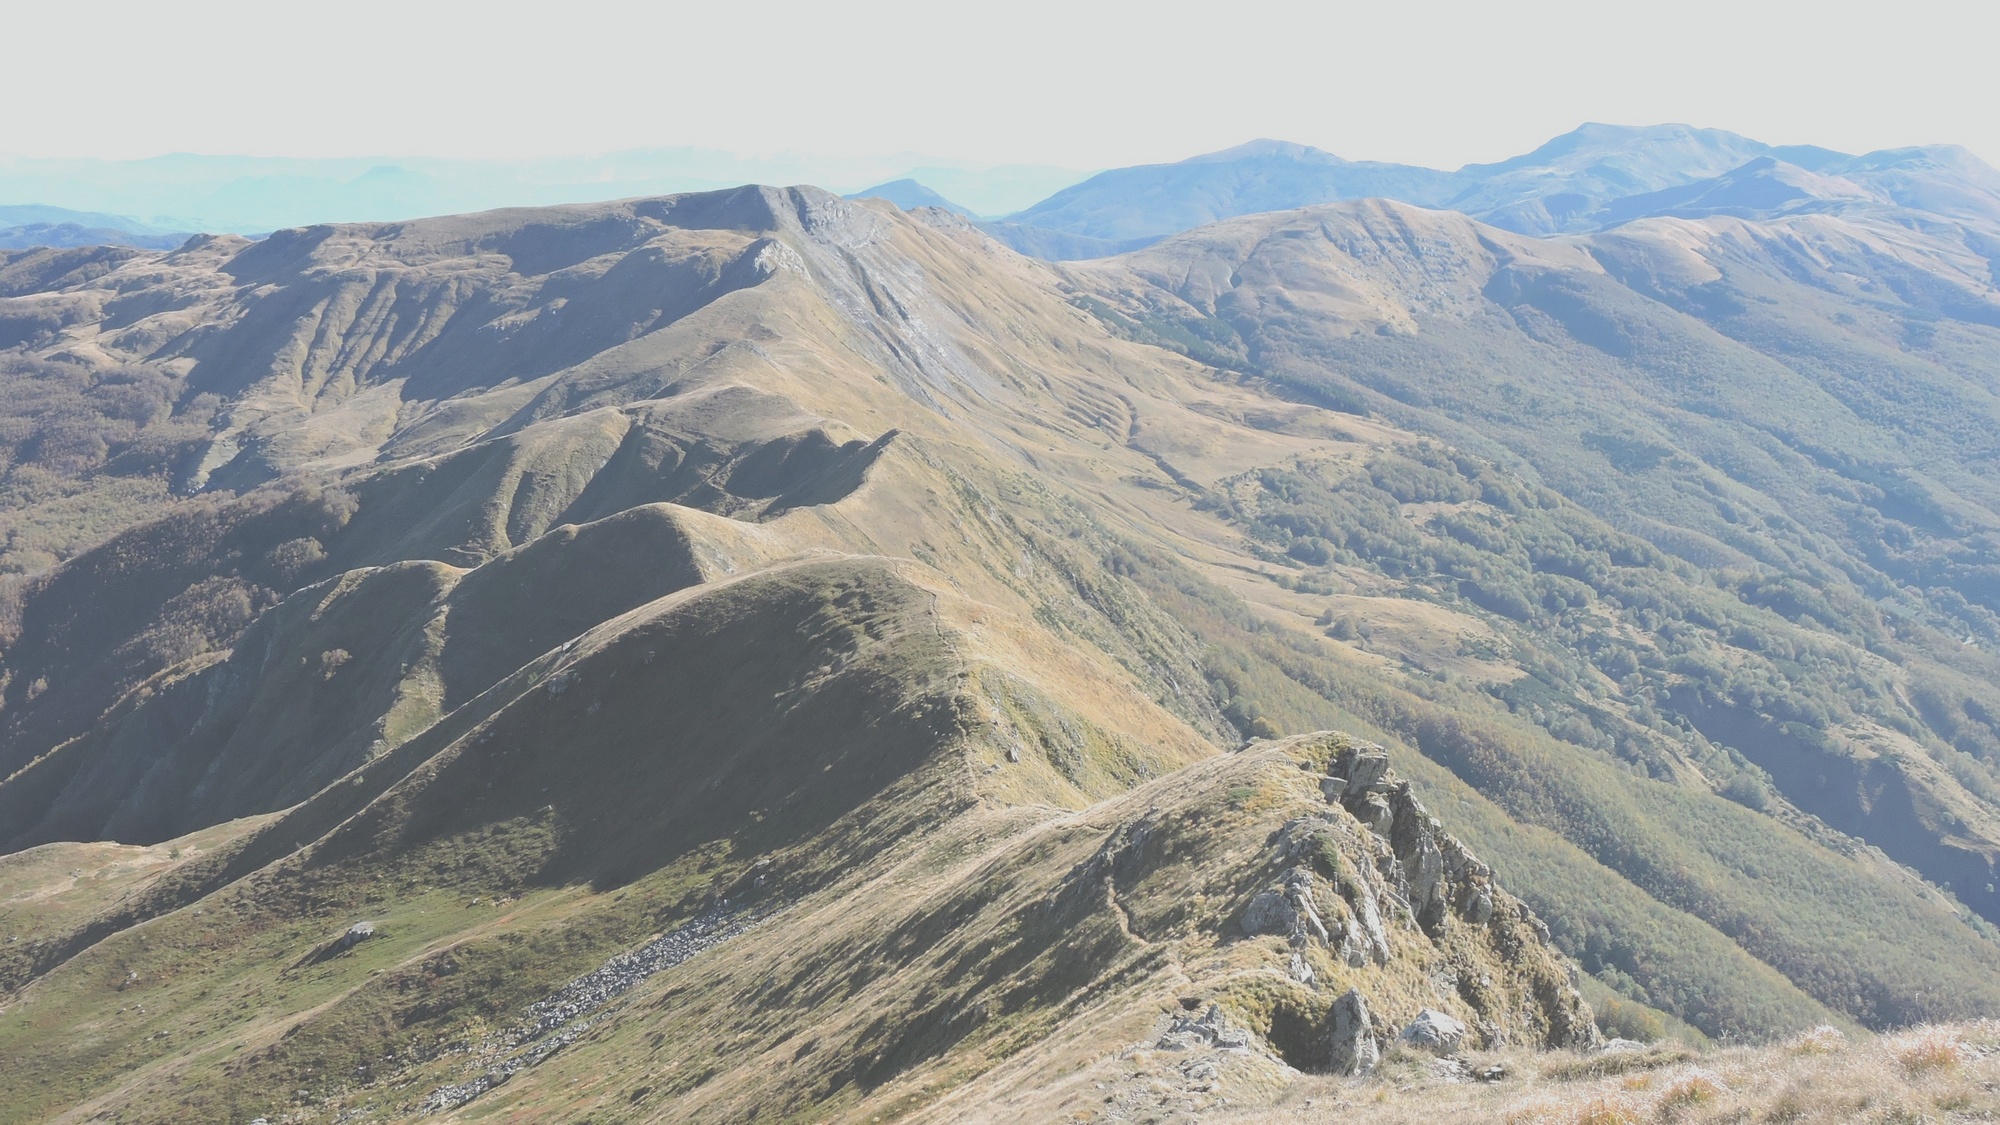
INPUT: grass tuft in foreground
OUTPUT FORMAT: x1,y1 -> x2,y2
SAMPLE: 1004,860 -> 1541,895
1213,1020 -> 2000,1125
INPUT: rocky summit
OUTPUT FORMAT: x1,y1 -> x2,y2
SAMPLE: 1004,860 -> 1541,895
0,146 -> 1998,1122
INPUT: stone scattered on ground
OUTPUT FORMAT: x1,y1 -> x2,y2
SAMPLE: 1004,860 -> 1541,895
419,905 -> 767,1114
1158,1003 -> 1253,1052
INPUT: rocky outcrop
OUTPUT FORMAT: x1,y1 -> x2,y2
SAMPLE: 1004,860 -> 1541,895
1325,741 -> 1499,938
1228,735 -> 1598,1074
1242,866 -> 1332,984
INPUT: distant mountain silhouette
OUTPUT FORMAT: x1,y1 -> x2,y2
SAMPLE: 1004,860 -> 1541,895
845,178 -> 976,217
985,124 -> 2000,256
0,204 -> 190,249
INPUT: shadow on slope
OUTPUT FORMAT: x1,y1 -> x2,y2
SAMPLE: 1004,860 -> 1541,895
0,502 -> 796,853
336,385 -> 893,568
0,376 -> 893,812
301,556 -> 966,891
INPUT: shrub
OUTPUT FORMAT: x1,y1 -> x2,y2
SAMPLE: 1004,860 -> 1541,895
1894,1032 -> 1962,1075
1655,1072 -> 1723,1114
1722,773 -> 1771,811
1594,997 -> 1666,1043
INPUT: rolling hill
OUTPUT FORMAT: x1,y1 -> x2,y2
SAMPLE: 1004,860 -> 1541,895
0,179 -> 1997,1121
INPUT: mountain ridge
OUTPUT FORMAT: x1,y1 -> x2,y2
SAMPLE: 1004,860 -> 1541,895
988,122 -> 2000,256
1,181 -> 1999,1120
0,203 -> 192,250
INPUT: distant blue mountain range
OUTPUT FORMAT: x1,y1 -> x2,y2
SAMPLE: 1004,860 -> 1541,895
7,125 -> 1997,259
977,124 -> 2000,257
0,149 -> 1088,237
0,205 -> 191,250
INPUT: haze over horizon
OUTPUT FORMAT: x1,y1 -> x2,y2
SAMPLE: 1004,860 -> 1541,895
6,0 -> 1995,173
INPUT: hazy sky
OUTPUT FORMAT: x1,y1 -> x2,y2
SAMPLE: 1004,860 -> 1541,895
7,0 -> 1996,170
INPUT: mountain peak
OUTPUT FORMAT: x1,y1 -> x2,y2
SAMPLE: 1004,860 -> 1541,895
1182,139 -> 1347,165
844,178 -> 975,217
1464,122 -> 1778,178
1843,142 -> 2000,176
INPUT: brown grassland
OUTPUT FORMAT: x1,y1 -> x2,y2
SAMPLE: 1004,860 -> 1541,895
1214,1022 -> 2000,1125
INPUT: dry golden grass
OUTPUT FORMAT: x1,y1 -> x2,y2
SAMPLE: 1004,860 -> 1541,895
1210,1020 -> 2000,1125
1792,1025 -> 1851,1055
1894,1030 -> 1967,1076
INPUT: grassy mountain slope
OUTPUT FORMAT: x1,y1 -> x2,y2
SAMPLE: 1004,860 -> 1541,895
1070,199 -> 2000,934
0,185 -> 1996,1119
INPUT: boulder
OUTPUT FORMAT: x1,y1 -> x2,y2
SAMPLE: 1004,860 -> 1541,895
289,919 -> 379,971
1326,988 -> 1379,1076
1460,883 -> 1496,925
1398,1008 -> 1468,1052
332,920 -> 377,954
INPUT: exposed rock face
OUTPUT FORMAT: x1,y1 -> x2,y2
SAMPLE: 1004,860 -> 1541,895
1399,1008 -> 1469,1052
1242,866 -> 1332,984
1327,741 -> 1501,938
1327,989 -> 1379,1076
1227,735 -> 1597,1073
